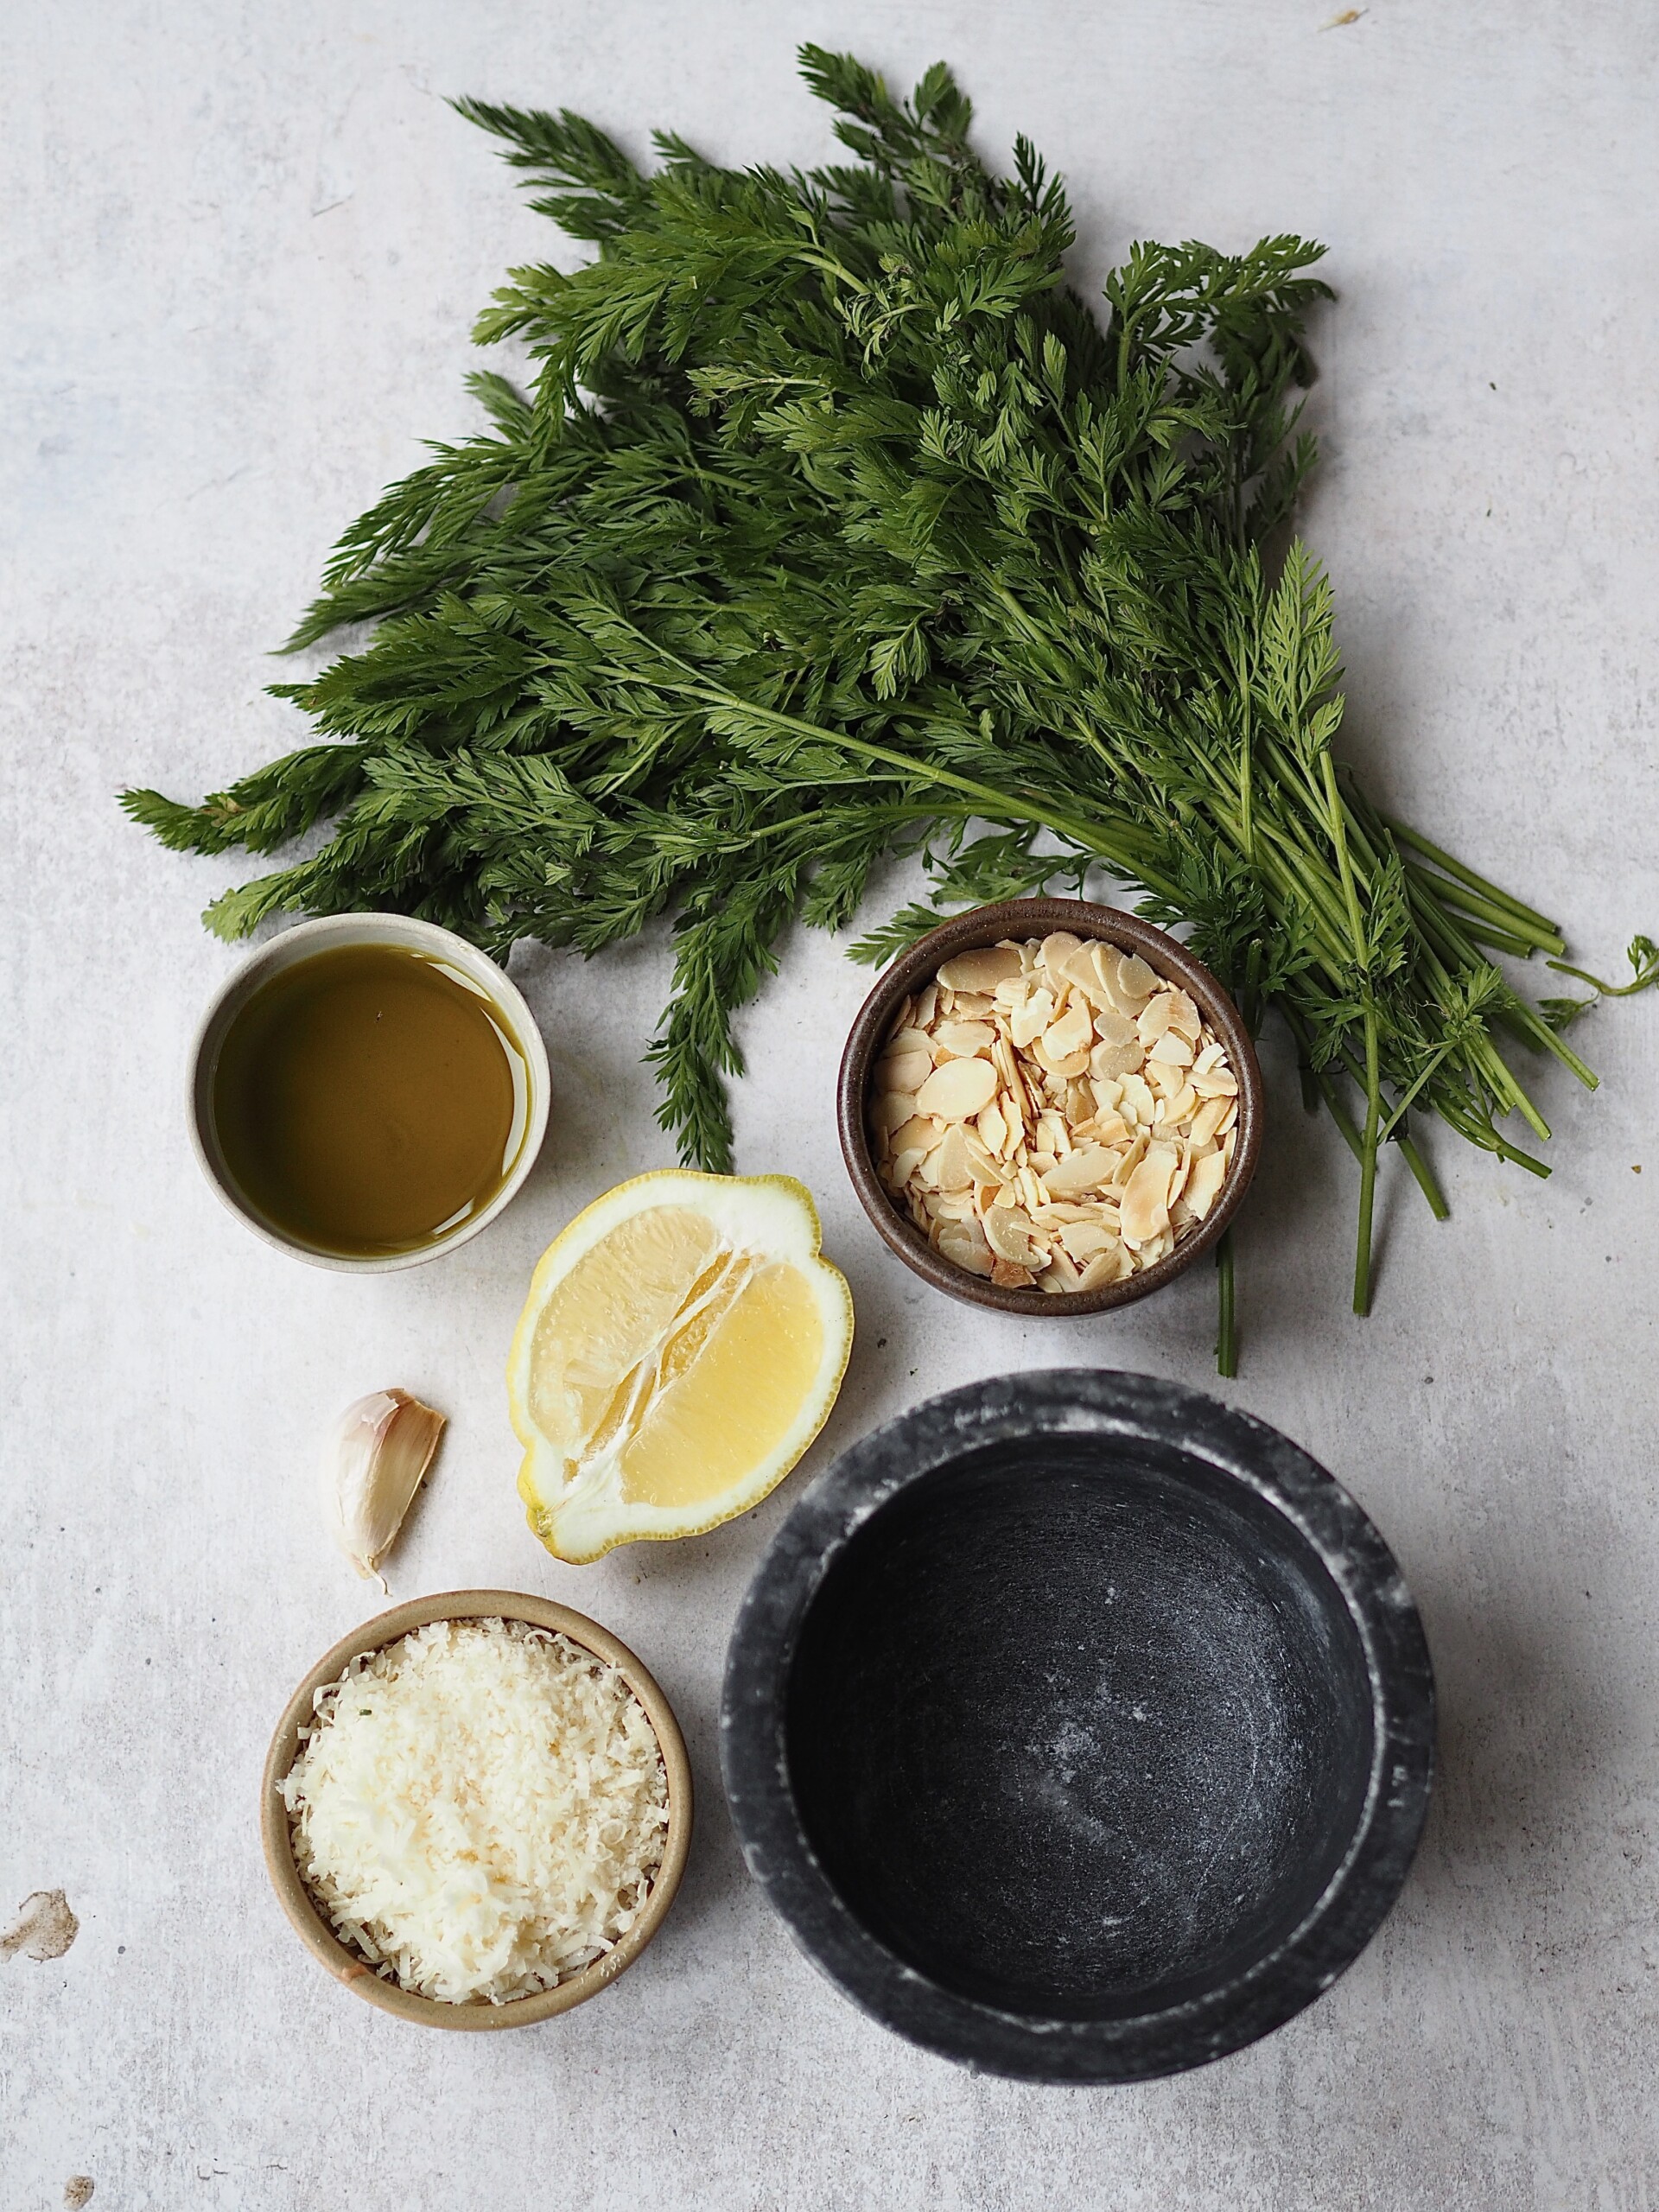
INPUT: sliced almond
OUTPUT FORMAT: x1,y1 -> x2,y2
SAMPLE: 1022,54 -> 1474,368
1039,1144 -> 1122,1198
1039,932 -> 1084,991
1092,1006 -> 1139,1049
1147,1029 -> 1194,1069
1138,994 -> 1175,1048
984,1208 -> 1041,1268
1145,1138 -> 1180,1184
1144,1058 -> 1178,1100
1039,1248 -> 1085,1294
1041,1002 -> 1094,1062
1042,1047 -> 1092,1081
1185,1151 -> 1229,1219
936,945 -> 1024,995
870,1090 -> 920,1138
914,1056 -> 999,1122
930,1190 -> 977,1223
991,1257 -> 1037,1290
935,1123 -> 974,1192
1037,1109 -> 1071,1156
892,1140 -> 931,1186
878,1047 -> 935,1093
1166,989 -> 1202,1042
1009,988 -> 1056,1048
1077,1247 -> 1130,1291
933,1020 -> 996,1060
1004,1063 -> 1037,1129
1089,1039 -> 1142,1084
1058,1218 -> 1117,1262
1121,1153 -> 1175,1244
1166,1146 -> 1193,1207
1062,940 -> 1119,1011
888,1113 -> 939,1154
939,1220 -> 995,1277
883,1026 -> 932,1059
1188,1096 -> 1230,1148
1114,1128 -> 1150,1185
1119,1071 -> 1157,1126
1116,952 -> 1160,1004
963,1132 -> 1009,1186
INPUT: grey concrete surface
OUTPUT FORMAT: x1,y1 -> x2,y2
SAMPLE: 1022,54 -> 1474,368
3,3 -> 1657,2206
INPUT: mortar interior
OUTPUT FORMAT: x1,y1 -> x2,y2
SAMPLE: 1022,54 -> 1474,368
785,1437 -> 1375,2020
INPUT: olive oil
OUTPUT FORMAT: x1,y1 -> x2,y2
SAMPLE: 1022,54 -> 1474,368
211,944 -> 531,1257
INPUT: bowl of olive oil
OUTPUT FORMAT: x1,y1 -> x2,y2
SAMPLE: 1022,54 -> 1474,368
188,915 -> 550,1269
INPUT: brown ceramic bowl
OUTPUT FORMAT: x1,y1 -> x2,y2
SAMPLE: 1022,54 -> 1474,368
838,898 -> 1263,1318
261,1590 -> 693,2030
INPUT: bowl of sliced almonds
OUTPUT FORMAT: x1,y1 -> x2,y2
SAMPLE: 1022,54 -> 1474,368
838,899 -> 1263,1315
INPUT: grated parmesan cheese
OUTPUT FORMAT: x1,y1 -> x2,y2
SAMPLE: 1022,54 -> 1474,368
281,1618 -> 669,2004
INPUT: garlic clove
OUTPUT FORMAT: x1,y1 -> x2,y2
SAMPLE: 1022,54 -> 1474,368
320,1389 -> 447,1589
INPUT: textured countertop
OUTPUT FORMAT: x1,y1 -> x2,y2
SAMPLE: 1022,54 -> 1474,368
5,3 -> 1657,2205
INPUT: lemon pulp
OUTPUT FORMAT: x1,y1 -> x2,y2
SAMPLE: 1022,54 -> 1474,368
508,1173 -> 852,1561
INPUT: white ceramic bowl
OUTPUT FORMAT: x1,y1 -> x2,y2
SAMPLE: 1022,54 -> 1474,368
188,913 -> 550,1272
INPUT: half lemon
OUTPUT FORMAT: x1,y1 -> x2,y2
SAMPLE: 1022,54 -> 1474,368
507,1171 -> 854,1563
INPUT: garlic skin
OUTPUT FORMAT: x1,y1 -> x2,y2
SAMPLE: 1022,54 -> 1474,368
321,1389 -> 447,1589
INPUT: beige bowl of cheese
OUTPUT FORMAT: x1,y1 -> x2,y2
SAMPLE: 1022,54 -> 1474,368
261,1591 -> 692,2028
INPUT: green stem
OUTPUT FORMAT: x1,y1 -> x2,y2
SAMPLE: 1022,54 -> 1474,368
1300,1033 -> 1448,1221
1400,880 -> 1558,1132
1402,864 -> 1566,957
1319,1069 -> 1367,1162
1396,1126 -> 1451,1219
1215,1230 -> 1237,1379
1546,950 -> 1659,998
1377,1043 -> 1457,1147
1436,1097 -> 1552,1178
1236,644 -> 1256,868
1497,994 -> 1599,1089
1385,818 -> 1561,937
1459,918 -> 1559,960
1319,749 -> 1381,1316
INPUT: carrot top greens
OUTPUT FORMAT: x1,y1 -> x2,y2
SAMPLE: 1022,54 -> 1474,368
124,46 -> 1654,1368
